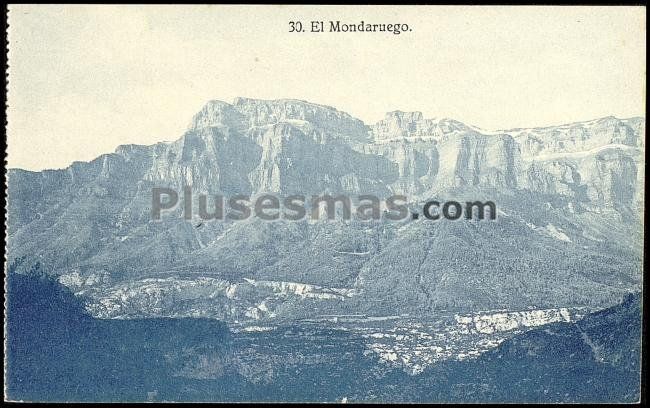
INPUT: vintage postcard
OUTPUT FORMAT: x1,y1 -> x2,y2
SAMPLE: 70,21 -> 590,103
4,5 -> 645,403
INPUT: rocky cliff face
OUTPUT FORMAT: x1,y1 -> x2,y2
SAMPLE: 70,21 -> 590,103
6,98 -> 644,320
364,111 -> 643,211
189,98 -> 370,144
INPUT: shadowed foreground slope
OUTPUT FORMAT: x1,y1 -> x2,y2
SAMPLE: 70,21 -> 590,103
5,270 -> 641,402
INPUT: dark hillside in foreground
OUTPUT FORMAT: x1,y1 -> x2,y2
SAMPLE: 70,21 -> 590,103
5,272 -> 235,402
409,292 -> 641,403
5,270 -> 641,402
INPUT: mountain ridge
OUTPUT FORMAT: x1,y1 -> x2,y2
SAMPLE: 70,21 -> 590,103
7,98 -> 643,174
6,97 -> 644,320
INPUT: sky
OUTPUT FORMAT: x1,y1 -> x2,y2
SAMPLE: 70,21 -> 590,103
7,5 -> 646,171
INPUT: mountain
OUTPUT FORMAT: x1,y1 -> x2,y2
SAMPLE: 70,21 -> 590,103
6,98 -> 644,321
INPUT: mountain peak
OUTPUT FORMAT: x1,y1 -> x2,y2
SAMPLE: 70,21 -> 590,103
188,97 -> 370,143
232,96 -> 338,112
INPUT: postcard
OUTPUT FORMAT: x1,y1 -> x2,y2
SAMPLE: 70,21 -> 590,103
4,5 -> 645,403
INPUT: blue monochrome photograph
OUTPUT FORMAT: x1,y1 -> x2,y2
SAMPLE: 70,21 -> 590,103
3,5 -> 645,403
